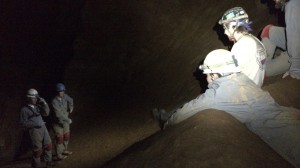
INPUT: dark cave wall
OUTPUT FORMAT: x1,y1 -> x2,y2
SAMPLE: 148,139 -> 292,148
0,0 -> 278,165
0,0 -> 84,164
66,0 -> 277,110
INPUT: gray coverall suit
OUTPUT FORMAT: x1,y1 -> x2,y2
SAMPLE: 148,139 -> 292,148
261,25 -> 290,76
262,0 -> 300,78
20,103 -> 52,167
51,94 -> 73,158
166,73 -> 300,167
285,0 -> 300,78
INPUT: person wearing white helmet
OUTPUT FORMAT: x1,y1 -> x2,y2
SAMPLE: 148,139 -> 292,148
262,0 -> 300,79
153,49 -> 265,128
152,49 -> 300,167
20,88 -> 55,168
219,7 -> 267,87
51,83 -> 74,160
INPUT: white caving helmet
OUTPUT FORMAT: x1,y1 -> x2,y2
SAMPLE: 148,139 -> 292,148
26,88 -> 39,98
199,49 -> 240,75
219,7 -> 252,31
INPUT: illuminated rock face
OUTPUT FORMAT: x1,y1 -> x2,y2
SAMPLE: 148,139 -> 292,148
1,0 -> 297,167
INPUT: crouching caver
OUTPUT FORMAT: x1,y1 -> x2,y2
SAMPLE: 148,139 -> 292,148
51,83 -> 74,160
20,88 -> 55,168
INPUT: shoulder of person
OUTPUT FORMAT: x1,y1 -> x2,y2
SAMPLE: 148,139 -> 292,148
20,106 -> 28,112
52,96 -> 61,102
65,94 -> 73,99
233,38 -> 256,52
21,105 -> 32,111
239,35 -> 257,44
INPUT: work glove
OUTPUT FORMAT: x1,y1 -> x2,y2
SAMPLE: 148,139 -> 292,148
35,120 -> 45,128
70,107 -> 74,113
38,97 -> 47,105
282,71 -> 300,80
68,119 -> 72,124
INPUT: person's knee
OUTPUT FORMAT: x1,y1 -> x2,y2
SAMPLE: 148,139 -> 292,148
45,143 -> 52,151
33,149 -> 43,158
64,132 -> 70,141
56,135 -> 64,144
261,24 -> 273,39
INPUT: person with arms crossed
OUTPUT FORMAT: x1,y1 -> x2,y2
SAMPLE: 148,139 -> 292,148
51,83 -> 74,160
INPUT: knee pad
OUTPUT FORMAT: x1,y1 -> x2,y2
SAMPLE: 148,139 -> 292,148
56,135 -> 64,144
64,132 -> 70,141
45,143 -> 53,151
261,24 -> 273,39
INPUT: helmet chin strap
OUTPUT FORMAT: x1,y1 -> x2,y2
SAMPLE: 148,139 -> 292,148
224,22 -> 238,42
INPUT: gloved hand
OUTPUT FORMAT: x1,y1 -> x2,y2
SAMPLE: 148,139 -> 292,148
36,120 -> 45,128
282,71 -> 300,80
68,119 -> 72,124
38,97 -> 47,105
69,107 -> 74,113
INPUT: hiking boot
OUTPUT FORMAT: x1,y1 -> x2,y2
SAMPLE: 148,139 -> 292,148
152,108 -> 170,130
62,150 -> 73,155
152,108 -> 160,120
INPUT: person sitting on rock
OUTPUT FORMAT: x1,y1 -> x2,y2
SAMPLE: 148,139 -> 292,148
219,7 -> 267,87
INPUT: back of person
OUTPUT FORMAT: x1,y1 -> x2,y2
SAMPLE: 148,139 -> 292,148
219,7 -> 267,87
231,34 -> 266,87
210,73 -> 276,121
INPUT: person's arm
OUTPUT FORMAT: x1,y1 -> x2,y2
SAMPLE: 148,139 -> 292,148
231,38 -> 257,72
167,87 -> 216,125
36,97 -> 50,116
65,94 -> 74,113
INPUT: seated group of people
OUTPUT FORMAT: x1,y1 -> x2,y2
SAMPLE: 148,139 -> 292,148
153,4 -> 300,167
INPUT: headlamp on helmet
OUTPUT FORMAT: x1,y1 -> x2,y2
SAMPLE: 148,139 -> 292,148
219,7 -> 252,31
199,49 -> 240,75
26,88 -> 39,98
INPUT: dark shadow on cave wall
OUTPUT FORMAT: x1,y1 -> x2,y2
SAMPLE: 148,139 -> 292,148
260,0 -> 285,27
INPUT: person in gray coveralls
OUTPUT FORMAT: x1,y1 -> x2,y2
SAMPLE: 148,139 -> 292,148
20,88 -> 55,168
51,83 -> 74,160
